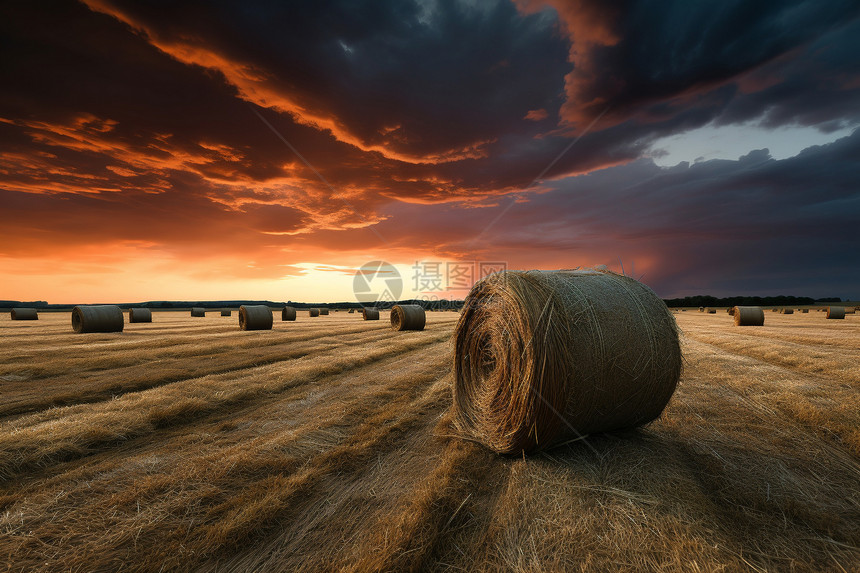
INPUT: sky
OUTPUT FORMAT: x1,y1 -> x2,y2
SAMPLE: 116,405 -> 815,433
1,0 -> 859,303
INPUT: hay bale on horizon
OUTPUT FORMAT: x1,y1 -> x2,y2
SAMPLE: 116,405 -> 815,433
128,308 -> 152,323
320,308 -> 330,316
390,304 -> 425,331
239,305 -> 273,331
72,305 -> 124,333
699,307 -> 704,312
282,306 -> 296,321
10,308 -> 38,320
348,308 -> 355,313
453,269 -> 681,454
308,308 -> 320,317
783,309 -> 794,315
845,307 -> 856,314
727,307 -> 735,315
221,310 -> 231,317
707,308 -> 716,314
827,307 -> 845,319
801,309 -> 809,313
191,307 -> 205,317
362,307 -> 379,321
734,306 -> 764,326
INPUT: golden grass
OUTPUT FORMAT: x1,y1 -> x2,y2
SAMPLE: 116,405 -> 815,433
0,311 -> 858,572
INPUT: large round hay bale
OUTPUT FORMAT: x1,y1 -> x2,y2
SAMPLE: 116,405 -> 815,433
320,308 -> 330,316
362,307 -> 379,320
827,307 -> 845,319
72,305 -> 124,333
191,307 -> 205,317
239,305 -> 273,330
128,308 -> 152,323
282,306 -> 296,321
10,308 -> 38,320
221,310 -> 231,317
453,269 -> 681,454
308,308 -> 320,317
734,306 -> 764,326
390,304 -> 426,331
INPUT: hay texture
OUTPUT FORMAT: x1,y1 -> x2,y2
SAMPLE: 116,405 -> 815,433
362,307 -> 379,321
706,308 -> 716,314
782,309 -> 795,315
221,310 -> 231,317
128,308 -> 152,323
308,308 -> 320,317
239,305 -> 273,331
453,269 -> 681,454
845,308 -> 856,314
320,308 -> 330,316
10,308 -> 38,320
727,307 -> 735,315
191,307 -> 205,317
282,306 -> 297,321
827,307 -> 845,319
390,304 -> 426,331
734,306 -> 765,326
72,305 -> 124,333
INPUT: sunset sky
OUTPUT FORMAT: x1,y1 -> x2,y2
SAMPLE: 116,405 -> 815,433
2,0 -> 859,303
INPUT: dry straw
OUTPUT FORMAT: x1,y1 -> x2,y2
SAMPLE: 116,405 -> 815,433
845,307 -> 856,314
10,308 -> 38,320
453,269 -> 681,454
706,308 -> 716,314
239,305 -> 273,331
734,306 -> 764,326
727,307 -> 735,315
72,305 -> 124,333
308,308 -> 320,317
191,307 -> 205,317
827,307 -> 845,319
362,307 -> 379,320
320,308 -> 330,316
128,308 -> 152,323
390,304 -> 426,331
282,306 -> 297,321
221,310 -> 231,317
782,309 -> 794,315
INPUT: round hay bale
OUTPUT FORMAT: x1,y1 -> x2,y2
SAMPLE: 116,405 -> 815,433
10,308 -> 38,320
348,308 -> 355,313
282,306 -> 297,321
707,308 -> 716,314
826,307 -> 845,319
72,305 -> 124,333
726,308 -> 735,315
845,307 -> 856,314
239,305 -> 273,330
191,307 -> 206,317
308,308 -> 320,317
699,307 -> 704,312
362,307 -> 379,321
733,306 -> 764,326
128,308 -> 152,323
782,308 -> 794,315
453,269 -> 681,454
390,304 -> 426,331
320,308 -> 330,316
221,310 -> 232,317
801,309 -> 809,313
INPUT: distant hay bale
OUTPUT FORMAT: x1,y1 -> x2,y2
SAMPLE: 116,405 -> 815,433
726,308 -> 735,315
282,306 -> 296,321
128,308 -> 152,323
72,305 -> 124,333
221,310 -> 231,317
826,307 -> 845,319
706,308 -> 716,314
191,307 -> 205,317
10,308 -> 38,320
308,308 -> 320,317
734,306 -> 764,326
845,307 -> 856,314
320,308 -> 330,316
699,307 -> 704,312
772,308 -> 779,312
390,304 -> 426,331
782,309 -> 794,315
348,308 -> 355,313
239,305 -> 273,331
362,307 -> 379,320
453,269 -> 681,454
801,309 -> 809,313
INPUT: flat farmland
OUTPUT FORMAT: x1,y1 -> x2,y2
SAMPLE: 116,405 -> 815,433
1,310 -> 859,572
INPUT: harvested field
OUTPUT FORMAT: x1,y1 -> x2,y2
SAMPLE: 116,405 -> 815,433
1,311 -> 859,572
